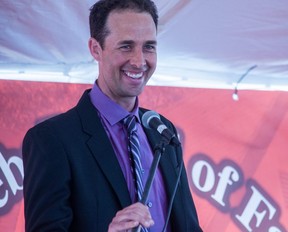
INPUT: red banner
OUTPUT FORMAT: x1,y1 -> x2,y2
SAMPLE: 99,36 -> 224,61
1,80 -> 287,231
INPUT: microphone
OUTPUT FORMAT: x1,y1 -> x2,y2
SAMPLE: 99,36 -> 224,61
142,111 -> 180,146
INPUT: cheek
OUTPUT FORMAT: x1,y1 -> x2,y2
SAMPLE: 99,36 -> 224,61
102,50 -> 124,66
148,55 -> 157,70
150,52 -> 157,63
110,52 -> 127,64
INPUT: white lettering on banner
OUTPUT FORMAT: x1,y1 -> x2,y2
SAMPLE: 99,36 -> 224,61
0,149 -> 24,214
235,185 -> 276,232
211,165 -> 241,207
269,226 -> 283,232
188,153 -> 286,232
0,178 -> 8,208
192,160 -> 215,192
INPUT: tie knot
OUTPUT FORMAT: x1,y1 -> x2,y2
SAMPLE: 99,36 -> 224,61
123,115 -> 137,135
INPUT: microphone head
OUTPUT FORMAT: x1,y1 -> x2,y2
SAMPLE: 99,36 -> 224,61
142,110 -> 181,146
141,110 -> 160,130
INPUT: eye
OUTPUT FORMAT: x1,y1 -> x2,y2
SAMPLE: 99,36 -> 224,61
119,44 -> 132,51
144,44 -> 156,52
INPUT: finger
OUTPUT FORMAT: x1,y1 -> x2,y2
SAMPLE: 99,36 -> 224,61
119,203 -> 154,226
108,219 -> 138,232
108,203 -> 154,232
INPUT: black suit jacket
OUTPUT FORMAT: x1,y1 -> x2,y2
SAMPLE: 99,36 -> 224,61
23,89 -> 202,232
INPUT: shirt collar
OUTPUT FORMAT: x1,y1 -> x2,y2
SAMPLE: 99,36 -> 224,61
89,82 -> 140,126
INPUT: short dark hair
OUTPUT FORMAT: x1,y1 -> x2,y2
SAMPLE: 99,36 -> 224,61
89,0 -> 158,48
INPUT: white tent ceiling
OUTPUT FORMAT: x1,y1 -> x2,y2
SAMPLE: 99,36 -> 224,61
0,0 -> 288,91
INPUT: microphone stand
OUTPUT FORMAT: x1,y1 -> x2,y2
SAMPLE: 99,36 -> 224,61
132,138 -> 171,232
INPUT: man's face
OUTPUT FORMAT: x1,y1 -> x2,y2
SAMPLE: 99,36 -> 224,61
91,10 -> 157,108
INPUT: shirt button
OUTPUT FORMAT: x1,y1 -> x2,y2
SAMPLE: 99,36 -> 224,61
147,202 -> 153,208
141,169 -> 145,174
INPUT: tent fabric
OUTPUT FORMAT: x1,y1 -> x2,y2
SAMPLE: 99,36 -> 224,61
0,0 -> 288,90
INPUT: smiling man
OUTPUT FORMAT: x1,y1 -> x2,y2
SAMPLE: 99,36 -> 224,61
22,1 -> 202,232
89,9 -> 157,111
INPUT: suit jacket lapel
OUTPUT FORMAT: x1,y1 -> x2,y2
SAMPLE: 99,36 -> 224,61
75,95 -> 181,216
76,90 -> 132,208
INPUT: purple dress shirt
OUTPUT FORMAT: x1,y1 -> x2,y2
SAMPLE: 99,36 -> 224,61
89,82 -> 171,232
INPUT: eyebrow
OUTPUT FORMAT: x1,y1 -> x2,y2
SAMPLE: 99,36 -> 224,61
146,40 -> 157,46
118,40 -> 157,46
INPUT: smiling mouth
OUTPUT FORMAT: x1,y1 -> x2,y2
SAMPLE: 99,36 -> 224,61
124,71 -> 144,79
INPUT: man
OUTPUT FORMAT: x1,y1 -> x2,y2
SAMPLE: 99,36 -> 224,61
22,0 -> 202,231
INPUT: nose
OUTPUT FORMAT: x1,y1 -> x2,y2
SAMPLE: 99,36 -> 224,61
130,48 -> 146,68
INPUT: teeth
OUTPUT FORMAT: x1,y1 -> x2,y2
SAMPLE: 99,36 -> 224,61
125,71 -> 143,79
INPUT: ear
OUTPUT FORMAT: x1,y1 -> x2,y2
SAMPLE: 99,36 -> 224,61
88,37 -> 102,61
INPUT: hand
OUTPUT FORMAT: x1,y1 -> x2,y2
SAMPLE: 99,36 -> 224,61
108,202 -> 154,232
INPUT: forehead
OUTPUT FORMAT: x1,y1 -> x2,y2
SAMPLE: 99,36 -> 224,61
105,10 -> 157,42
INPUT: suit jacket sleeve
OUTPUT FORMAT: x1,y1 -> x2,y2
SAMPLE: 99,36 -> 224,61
23,121 -> 73,231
